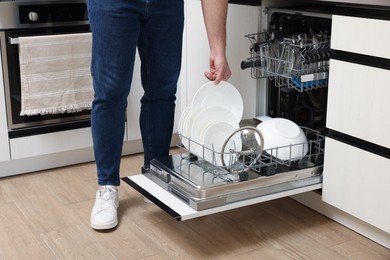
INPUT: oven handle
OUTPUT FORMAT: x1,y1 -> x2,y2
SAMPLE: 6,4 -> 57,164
8,37 -> 19,45
8,31 -> 92,45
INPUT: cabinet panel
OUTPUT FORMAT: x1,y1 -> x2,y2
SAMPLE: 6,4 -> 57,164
316,0 -> 390,7
0,55 -> 10,162
322,137 -> 390,233
331,15 -> 390,59
226,3 -> 260,118
326,59 -> 390,149
10,128 -> 93,159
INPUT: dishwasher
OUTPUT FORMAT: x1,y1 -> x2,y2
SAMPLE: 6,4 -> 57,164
122,4 -> 334,221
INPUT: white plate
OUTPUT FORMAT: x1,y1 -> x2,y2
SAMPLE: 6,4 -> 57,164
182,108 -> 194,150
199,121 -> 217,145
178,105 -> 191,135
202,121 -> 241,166
178,105 -> 193,148
191,81 -> 243,122
191,106 -> 238,154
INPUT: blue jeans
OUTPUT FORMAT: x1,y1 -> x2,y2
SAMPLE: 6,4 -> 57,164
88,0 -> 184,186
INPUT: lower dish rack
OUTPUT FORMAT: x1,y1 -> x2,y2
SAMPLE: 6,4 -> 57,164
143,126 -> 325,211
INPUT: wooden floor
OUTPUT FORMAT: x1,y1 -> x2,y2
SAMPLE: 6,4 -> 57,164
0,150 -> 389,259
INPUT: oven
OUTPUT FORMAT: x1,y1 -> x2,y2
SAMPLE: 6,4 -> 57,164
0,0 -> 91,138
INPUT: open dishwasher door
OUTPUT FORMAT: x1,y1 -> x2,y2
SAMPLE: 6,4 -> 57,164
122,123 -> 324,221
122,172 -> 322,221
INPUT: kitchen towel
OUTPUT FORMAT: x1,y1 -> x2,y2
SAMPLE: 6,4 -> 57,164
18,33 -> 93,116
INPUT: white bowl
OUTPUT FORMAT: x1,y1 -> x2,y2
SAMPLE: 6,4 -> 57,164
256,118 -> 308,161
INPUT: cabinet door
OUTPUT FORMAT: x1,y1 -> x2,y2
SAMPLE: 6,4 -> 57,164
316,0 -> 390,7
0,57 -> 10,162
9,128 -> 93,159
326,59 -> 390,149
322,137 -> 390,233
331,15 -> 390,59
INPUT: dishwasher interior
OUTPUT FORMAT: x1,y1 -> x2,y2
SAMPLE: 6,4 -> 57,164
139,6 -> 334,212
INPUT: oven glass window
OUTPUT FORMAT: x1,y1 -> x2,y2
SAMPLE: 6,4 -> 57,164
3,25 -> 92,137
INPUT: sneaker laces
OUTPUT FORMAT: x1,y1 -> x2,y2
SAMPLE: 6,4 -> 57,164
95,187 -> 117,212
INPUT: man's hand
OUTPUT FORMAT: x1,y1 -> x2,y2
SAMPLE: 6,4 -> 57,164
204,53 -> 232,84
201,0 -> 231,85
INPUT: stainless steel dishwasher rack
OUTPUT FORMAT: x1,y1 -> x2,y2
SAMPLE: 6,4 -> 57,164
178,126 -> 325,180
143,127 -> 325,210
241,32 -> 333,92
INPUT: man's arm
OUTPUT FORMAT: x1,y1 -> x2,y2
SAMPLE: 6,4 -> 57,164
201,0 -> 232,84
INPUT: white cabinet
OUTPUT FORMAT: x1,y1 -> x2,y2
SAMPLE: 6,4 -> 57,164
331,15 -> 390,59
326,59 -> 390,148
9,128 -> 93,160
0,55 -> 10,162
315,0 -> 390,8
322,13 -> 390,242
322,138 -> 390,233
184,0 -> 260,119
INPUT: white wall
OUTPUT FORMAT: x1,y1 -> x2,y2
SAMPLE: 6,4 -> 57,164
184,0 -> 260,119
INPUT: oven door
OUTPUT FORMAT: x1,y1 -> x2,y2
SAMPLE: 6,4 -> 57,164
1,25 -> 92,138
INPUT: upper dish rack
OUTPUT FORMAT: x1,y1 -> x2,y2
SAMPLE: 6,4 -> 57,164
241,32 -> 333,92
178,126 -> 325,182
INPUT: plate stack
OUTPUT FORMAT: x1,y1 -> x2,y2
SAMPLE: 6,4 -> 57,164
178,81 -> 244,166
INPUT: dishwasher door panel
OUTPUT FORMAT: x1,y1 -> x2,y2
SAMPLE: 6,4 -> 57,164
122,174 -> 322,221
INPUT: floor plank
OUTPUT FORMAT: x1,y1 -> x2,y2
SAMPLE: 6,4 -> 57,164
332,239 -> 390,260
1,179 -> 80,234
227,206 -> 349,259
41,224 -> 116,259
0,202 -> 55,259
258,198 -> 361,247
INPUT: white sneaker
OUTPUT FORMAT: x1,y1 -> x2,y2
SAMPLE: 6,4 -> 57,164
90,186 -> 119,230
